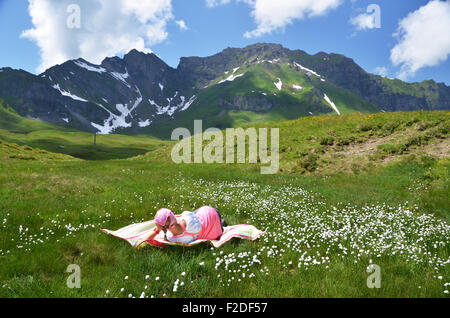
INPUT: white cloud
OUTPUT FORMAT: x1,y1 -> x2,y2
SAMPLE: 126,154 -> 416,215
21,0 -> 174,73
244,0 -> 343,38
350,10 -> 379,30
205,0 -> 343,38
176,20 -> 188,31
373,66 -> 388,77
390,0 -> 450,80
205,0 -> 232,8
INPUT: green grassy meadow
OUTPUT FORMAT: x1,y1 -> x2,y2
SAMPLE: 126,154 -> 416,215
0,110 -> 449,298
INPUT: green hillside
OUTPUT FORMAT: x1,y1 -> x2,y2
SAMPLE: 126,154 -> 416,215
0,100 -> 169,160
0,99 -> 63,134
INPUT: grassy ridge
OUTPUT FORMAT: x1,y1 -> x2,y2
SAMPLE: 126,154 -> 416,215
138,110 -> 449,173
0,140 -> 77,162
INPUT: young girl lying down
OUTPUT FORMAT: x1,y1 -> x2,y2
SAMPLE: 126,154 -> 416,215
140,206 -> 226,244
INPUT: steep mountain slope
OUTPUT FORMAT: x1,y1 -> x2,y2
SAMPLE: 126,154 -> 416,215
288,49 -> 450,111
0,50 -> 198,135
140,51 -> 379,138
0,43 -> 449,138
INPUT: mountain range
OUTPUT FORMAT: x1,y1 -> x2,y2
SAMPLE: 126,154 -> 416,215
0,43 -> 449,138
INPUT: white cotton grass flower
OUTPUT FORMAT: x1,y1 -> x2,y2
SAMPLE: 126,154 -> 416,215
5,176 -> 449,295
160,177 -> 450,291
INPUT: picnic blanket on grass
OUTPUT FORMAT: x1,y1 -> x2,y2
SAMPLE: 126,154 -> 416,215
100,217 -> 264,248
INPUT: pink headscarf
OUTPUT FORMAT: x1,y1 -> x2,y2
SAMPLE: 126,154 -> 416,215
154,208 -> 177,227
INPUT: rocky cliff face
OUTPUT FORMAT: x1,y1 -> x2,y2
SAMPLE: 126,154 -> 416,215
218,95 -> 273,112
0,50 -> 198,133
294,52 -> 450,112
178,43 -> 289,88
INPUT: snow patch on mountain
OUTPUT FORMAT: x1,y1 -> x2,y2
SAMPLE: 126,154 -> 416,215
255,58 -> 267,64
52,84 -> 88,102
150,93 -> 197,116
91,87 -> 143,134
219,72 -> 244,84
274,78 -> 283,91
293,62 -> 323,79
324,94 -> 340,115
110,70 -> 131,88
150,99 -> 177,116
73,60 -> 106,74
138,119 -> 152,127
219,67 -> 242,83
180,95 -> 197,111
159,83 -> 164,92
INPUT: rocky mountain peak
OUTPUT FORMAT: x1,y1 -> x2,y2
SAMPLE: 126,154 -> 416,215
0,43 -> 449,137
123,49 -> 172,80
100,56 -> 126,72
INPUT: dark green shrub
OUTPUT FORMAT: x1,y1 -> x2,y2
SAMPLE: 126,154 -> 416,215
383,121 -> 400,133
377,143 -> 407,155
336,138 -> 350,146
298,153 -> 319,171
405,136 -> 423,147
320,136 -> 334,146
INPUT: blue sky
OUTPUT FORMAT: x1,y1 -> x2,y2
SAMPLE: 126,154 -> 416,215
1,0 -> 449,85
